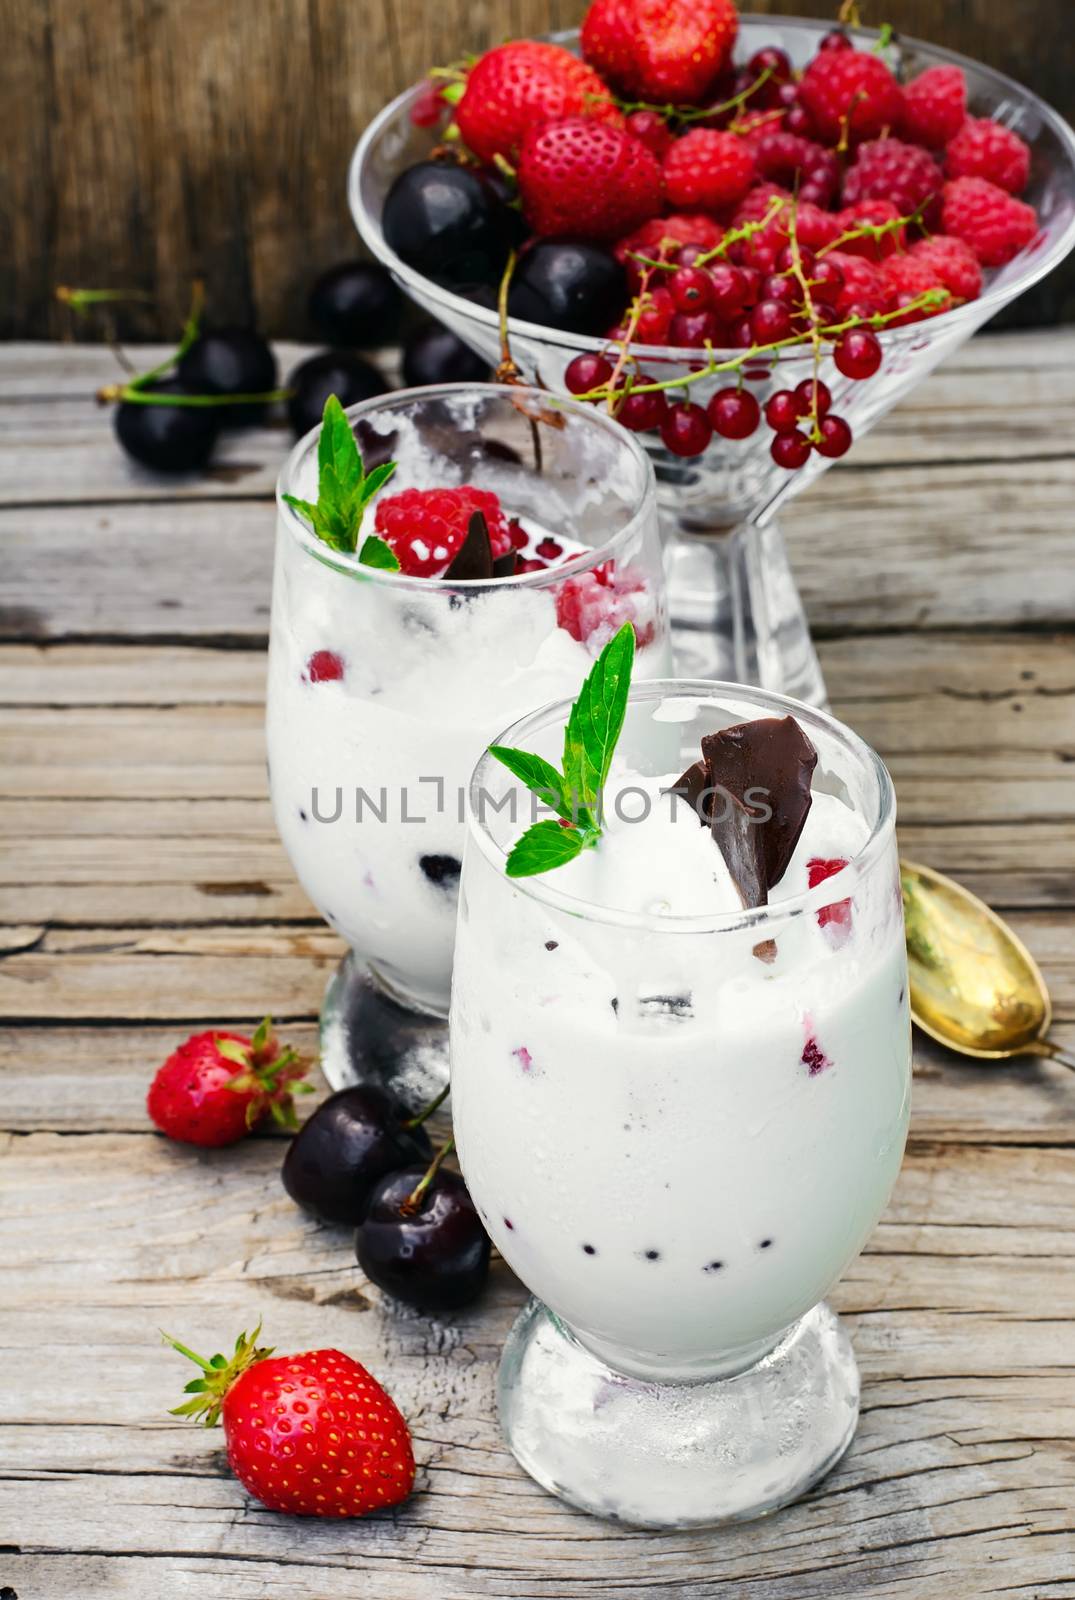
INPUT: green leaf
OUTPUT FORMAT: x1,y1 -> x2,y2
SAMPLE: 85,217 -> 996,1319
505,820 -> 589,878
562,623 -> 635,825
358,534 -> 401,572
285,394 -> 396,556
214,1038 -> 250,1067
250,1016 -> 272,1054
489,745 -> 574,822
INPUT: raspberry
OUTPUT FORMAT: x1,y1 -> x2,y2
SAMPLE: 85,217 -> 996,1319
625,109 -> 674,159
798,47 -> 904,147
305,650 -> 345,683
909,235 -> 983,301
945,116 -> 1031,196
518,117 -> 663,241
899,65 -> 966,148
663,130 -> 755,213
555,564 -> 654,648
374,487 -> 513,578
807,856 -> 852,937
750,130 -> 829,189
835,199 -> 906,260
455,41 -> 622,164
841,138 -> 943,225
880,253 -> 953,322
614,212 -> 724,289
824,250 -> 892,316
730,188 -> 839,267
940,176 -> 1038,266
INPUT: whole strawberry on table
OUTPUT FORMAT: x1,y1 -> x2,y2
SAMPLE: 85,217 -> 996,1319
381,0 -> 1040,468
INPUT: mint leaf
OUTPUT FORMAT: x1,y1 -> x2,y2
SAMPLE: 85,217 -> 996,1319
487,621 -> 638,878
358,534 -> 401,571
284,393 -> 395,556
506,820 -> 587,878
489,746 -> 574,821
562,622 -> 635,826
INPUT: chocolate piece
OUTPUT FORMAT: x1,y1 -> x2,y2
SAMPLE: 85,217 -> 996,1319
444,510 -> 493,581
667,758 -> 710,822
354,419 -> 398,471
492,548 -> 518,578
700,716 -> 817,908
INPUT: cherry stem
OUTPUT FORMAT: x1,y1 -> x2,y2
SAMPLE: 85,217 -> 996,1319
495,250 -> 521,384
402,1084 -> 450,1130
96,383 -> 293,408
403,1136 -> 455,1215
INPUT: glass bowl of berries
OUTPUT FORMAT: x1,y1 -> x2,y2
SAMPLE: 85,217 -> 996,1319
349,8 -> 1075,704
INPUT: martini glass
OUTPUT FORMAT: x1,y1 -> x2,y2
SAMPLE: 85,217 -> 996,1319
349,15 -> 1075,706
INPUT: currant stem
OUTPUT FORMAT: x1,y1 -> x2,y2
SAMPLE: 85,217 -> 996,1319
403,1137 -> 456,1215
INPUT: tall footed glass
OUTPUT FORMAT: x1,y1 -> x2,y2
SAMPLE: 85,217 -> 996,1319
350,16 -> 1075,704
267,384 -> 669,1102
451,682 -> 911,1526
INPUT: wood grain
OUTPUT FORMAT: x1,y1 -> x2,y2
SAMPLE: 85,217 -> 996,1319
0,338 -> 1073,1599
3,2 -> 1073,340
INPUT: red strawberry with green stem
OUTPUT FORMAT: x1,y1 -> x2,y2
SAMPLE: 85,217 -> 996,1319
455,40 -> 622,165
581,0 -> 738,107
147,1017 -> 311,1147
165,1324 -> 415,1517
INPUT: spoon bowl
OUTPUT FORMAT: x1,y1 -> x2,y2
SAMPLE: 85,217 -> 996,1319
901,860 -> 1073,1071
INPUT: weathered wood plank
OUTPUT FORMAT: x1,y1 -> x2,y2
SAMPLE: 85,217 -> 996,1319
0,1136 -> 1072,1600
0,334 -> 1071,506
4,1020 -> 1074,1144
4,461 -> 1075,642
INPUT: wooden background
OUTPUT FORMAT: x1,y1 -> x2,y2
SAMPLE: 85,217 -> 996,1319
3,0 -> 1073,343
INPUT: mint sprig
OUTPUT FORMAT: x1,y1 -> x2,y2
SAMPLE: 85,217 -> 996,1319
490,622 -> 636,878
282,393 -> 399,569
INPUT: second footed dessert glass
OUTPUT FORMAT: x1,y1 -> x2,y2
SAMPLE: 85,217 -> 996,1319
268,384 -> 669,1101
451,680 -> 911,1526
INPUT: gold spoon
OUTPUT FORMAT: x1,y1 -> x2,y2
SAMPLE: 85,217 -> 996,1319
901,861 -> 1074,1074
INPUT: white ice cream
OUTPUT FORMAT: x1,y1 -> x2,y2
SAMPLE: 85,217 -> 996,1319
266,506 -> 668,1013
451,757 -> 911,1381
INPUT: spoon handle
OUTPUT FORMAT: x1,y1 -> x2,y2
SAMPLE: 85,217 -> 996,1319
1039,1041 -> 1075,1074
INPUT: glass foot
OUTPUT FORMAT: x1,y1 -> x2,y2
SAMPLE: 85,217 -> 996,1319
498,1299 -> 859,1528
319,951 -> 448,1111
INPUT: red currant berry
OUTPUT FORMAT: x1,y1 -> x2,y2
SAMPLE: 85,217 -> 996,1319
708,387 -> 761,440
660,402 -> 713,457
670,267 -> 715,313
771,429 -> 812,468
776,244 -> 815,276
618,386 -> 668,432
670,310 -> 720,348
834,329 -> 882,380
764,389 -> 801,432
737,265 -> 762,305
410,83 -> 444,128
636,286 -> 675,344
819,29 -> 852,50
814,414 -> 853,458
751,300 -> 794,343
626,109 -> 673,158
708,263 -> 748,317
748,46 -> 793,82
809,259 -> 844,304
727,315 -> 755,348
785,104 -> 814,137
675,244 -> 706,269
761,273 -> 798,308
565,353 -> 614,395
793,377 -> 831,418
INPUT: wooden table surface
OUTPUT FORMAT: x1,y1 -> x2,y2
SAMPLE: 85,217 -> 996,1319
1,334 -> 1074,1600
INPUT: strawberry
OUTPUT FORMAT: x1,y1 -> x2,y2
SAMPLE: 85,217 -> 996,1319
166,1325 -> 415,1517
455,41 -> 622,165
518,117 -> 663,241
580,0 -> 738,106
147,1019 -> 310,1147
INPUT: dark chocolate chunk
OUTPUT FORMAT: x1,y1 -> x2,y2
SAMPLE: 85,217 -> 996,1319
354,419 -> 398,471
698,716 -> 817,908
666,758 -> 710,822
444,510 -> 493,581
492,548 -> 518,578
419,854 -> 462,888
